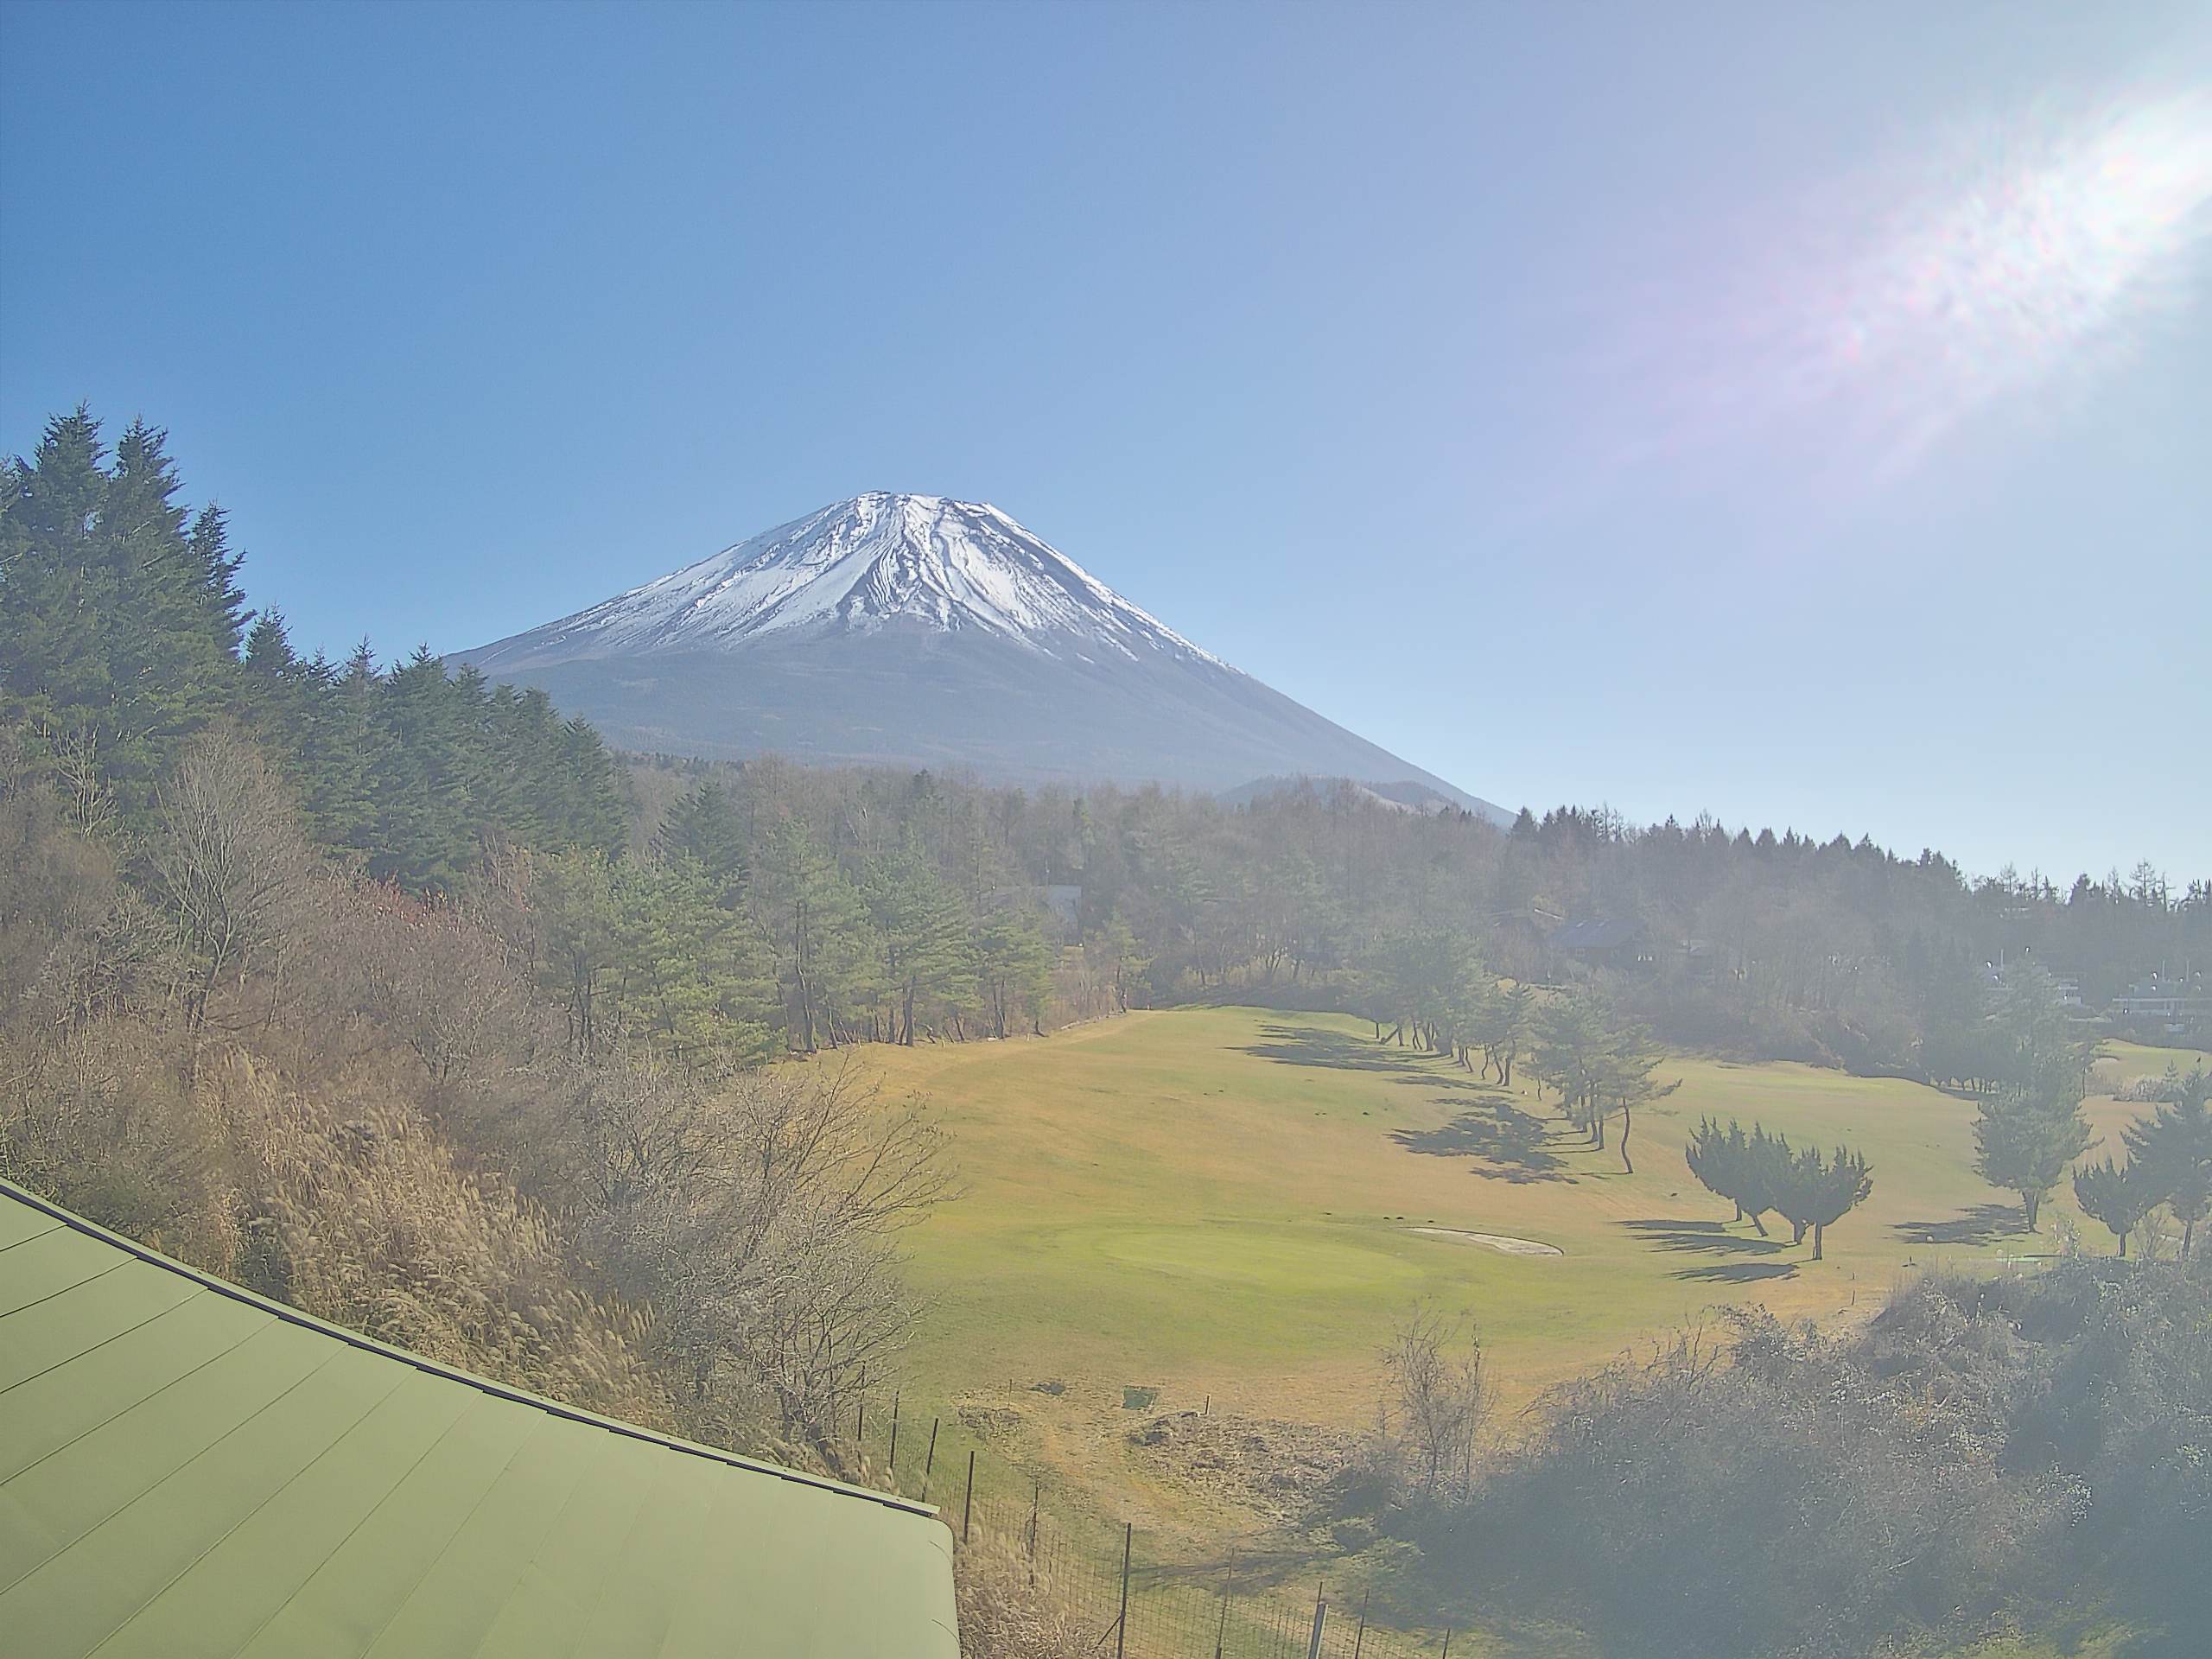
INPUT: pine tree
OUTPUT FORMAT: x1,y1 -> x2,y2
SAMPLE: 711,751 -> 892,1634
1740,1125 -> 1790,1236
98,419 -> 236,789
1686,1117 -> 1748,1222
531,846 -> 622,1054
0,411 -> 241,804
2122,1065 -> 2212,1257
1591,1015 -> 1675,1173
974,904 -> 1054,1039
1974,1087 -> 2092,1234
1972,967 -> 2092,1232
2072,1155 -> 2156,1257
1,410 -> 115,737
654,780 -> 751,908
185,504 -> 250,657
864,845 -> 976,1045
1769,1141 -> 1873,1259
1530,995 -> 1611,1140
755,817 -> 872,1050
615,855 -> 776,1065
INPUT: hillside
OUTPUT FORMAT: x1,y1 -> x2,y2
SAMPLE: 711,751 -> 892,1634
458,493 -> 1511,818
847,1008 -> 2204,1522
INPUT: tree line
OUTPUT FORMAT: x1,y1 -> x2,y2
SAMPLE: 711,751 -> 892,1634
13,407 -> 2202,1085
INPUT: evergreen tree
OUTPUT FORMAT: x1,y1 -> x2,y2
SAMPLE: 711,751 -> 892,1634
654,780 -> 751,908
614,855 -> 777,1065
1685,1117 -> 1798,1237
1769,1141 -> 1873,1259
755,817 -> 872,1050
864,845 -> 976,1045
1530,994 -> 1611,1138
1591,1015 -> 1675,1173
1686,1117 -> 1749,1222
2072,1155 -> 2157,1257
974,905 -> 1054,1039
1738,1124 -> 1791,1236
531,846 -> 622,1054
2122,1065 -> 2212,1257
1,410 -> 238,801
185,504 -> 250,656
1972,968 -> 2092,1231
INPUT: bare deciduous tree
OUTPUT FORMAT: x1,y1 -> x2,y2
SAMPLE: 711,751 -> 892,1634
149,731 -> 315,1038
556,1053 -> 951,1452
1380,1305 -> 1490,1501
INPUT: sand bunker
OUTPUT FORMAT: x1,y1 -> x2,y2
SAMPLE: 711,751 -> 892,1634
1408,1226 -> 1564,1256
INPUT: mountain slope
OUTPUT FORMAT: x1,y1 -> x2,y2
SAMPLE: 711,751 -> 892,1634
459,493 -> 1509,819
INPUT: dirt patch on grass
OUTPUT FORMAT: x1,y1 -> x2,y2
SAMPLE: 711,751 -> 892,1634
1407,1225 -> 1563,1255
1122,1409 -> 1351,1525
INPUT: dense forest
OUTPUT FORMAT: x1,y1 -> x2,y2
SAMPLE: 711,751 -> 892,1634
5,411 -> 2208,1657
9,410 -> 2202,1090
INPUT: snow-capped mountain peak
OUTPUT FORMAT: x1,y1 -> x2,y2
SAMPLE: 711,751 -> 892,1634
457,493 -> 1509,822
474,493 -> 1227,671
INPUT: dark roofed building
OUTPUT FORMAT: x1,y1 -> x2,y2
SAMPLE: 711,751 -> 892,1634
1548,918 -> 1649,970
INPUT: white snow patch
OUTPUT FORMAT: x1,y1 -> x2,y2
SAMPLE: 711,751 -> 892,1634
505,493 -> 1232,670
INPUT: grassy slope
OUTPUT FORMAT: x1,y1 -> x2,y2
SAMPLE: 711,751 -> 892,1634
866,1013 -> 2202,1428
844,1014 -> 2203,1654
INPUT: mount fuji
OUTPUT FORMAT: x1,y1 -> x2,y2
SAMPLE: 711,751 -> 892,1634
457,493 -> 1508,819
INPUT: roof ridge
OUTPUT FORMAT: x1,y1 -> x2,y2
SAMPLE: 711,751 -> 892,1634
0,1175 -> 936,1521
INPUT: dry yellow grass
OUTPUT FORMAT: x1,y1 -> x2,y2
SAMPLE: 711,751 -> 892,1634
839,1008 -> 2205,1534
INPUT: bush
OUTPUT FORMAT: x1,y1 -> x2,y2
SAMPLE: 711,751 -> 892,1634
1400,1260 -> 2212,1656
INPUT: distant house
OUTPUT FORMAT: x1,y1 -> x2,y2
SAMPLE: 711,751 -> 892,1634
1548,918 -> 1649,971
2110,975 -> 2207,1033
1681,938 -> 1723,982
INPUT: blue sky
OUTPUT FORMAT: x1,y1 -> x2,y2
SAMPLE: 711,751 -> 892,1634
4,1 -> 2207,881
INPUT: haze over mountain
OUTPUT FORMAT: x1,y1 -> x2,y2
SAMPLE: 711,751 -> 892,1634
461,493 -> 1509,818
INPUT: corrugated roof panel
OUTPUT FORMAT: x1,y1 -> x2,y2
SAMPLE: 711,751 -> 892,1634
0,1178 -> 959,1659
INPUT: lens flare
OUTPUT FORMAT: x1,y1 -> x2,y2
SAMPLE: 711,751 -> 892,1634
1601,88 -> 2212,493
1814,91 -> 2212,467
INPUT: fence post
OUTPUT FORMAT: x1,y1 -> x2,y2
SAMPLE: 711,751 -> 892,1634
1306,1586 -> 1327,1659
1115,1522 -> 1131,1659
922,1417 -> 940,1498
963,1450 -> 976,1544
889,1393 -> 900,1472
1353,1589 -> 1369,1659
855,1395 -> 864,1442
1440,1627 -> 1452,1658
1214,1553 -> 1235,1659
1027,1482 -> 1039,1583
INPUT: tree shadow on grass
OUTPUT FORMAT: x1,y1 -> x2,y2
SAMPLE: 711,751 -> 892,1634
1395,1102 -> 1573,1183
1242,1021 -> 1518,1096
1618,1218 -> 1789,1257
1141,1539 -> 1333,1589
1892,1203 -> 2021,1248
1674,1262 -> 1800,1283
1239,1022 -> 1445,1077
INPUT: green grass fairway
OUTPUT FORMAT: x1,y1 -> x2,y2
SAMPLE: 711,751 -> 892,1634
851,1009 -> 2205,1533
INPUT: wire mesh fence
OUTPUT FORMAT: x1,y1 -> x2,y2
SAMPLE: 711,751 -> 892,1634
831,1391 -> 1459,1659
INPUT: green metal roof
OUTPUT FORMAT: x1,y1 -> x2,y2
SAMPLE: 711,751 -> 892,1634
0,1177 -> 959,1659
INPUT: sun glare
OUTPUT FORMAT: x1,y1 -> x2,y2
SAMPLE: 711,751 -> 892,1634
1825,91 -> 2212,465
1618,88 -> 2212,493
